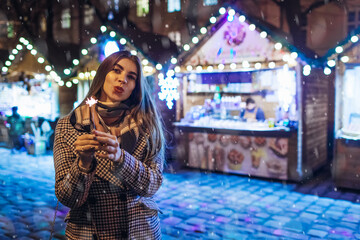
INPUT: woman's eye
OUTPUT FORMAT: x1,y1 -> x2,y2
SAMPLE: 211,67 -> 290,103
113,68 -> 121,74
128,75 -> 136,80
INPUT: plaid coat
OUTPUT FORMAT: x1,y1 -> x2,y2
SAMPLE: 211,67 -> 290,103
54,115 -> 164,239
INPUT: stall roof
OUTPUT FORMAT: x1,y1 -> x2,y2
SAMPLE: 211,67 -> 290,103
174,5 -> 322,71
322,25 -> 360,64
0,37 -> 57,82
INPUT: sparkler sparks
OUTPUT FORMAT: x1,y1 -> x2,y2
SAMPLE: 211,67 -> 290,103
86,97 -> 98,107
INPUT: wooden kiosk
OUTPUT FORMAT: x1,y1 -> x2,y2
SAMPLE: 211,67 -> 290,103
327,33 -> 360,189
167,7 -> 333,181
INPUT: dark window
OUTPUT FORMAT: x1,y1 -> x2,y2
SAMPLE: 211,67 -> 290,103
348,11 -> 355,22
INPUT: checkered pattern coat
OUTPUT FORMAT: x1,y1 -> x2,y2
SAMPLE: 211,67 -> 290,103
54,115 -> 164,239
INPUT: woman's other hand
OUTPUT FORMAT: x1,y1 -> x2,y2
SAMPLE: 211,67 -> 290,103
74,134 -> 99,169
93,129 -> 123,163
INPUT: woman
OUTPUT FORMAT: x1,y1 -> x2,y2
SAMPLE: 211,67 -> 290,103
54,51 -> 165,239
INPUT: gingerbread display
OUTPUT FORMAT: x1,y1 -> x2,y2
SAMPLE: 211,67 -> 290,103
239,136 -> 251,149
230,135 -> 240,144
219,135 -> 230,147
254,137 -> 266,147
227,149 -> 244,170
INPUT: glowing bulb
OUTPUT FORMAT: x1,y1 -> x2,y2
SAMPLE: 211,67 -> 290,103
274,42 -> 282,50
90,37 -> 97,44
64,69 -> 71,75
255,63 -> 261,69
120,38 -> 127,45
81,49 -> 88,55
196,66 -> 203,72
73,59 -> 79,65
31,49 -> 37,55
260,31 -> 267,38
16,44 -> 23,50
130,50 -> 137,55
219,7 -> 226,15
5,61 -> 11,66
9,55 -> 15,60
291,52 -> 298,59
268,62 -> 275,68
142,59 -> 149,65
45,65 -> 52,71
186,65 -> 193,71
12,49 -> 19,54
200,27 -> 207,34
351,35 -> 359,43
26,44 -> 33,50
327,59 -> 336,67
183,44 -> 190,51
239,15 -> 246,22
230,63 -> 236,69
171,58 -> 177,64
174,66 -> 181,72
340,56 -> 349,63
37,57 -> 45,63
210,16 -> 216,24
66,81 -> 72,88
156,64 -> 163,70
100,26 -> 107,32
207,66 -> 214,72
72,79 -> 79,84
192,37 -> 199,44
242,61 -> 250,68
218,64 -> 224,70
228,9 -> 235,16
109,31 -> 116,37
2,67 -> 8,72
335,46 -> 343,53
249,24 -> 256,31
324,67 -> 331,75
58,80 -> 64,86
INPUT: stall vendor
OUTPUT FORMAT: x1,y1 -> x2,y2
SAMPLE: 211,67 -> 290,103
240,97 -> 266,122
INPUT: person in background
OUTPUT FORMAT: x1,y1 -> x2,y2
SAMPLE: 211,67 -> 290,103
7,106 -> 25,152
53,51 -> 165,239
240,97 -> 266,122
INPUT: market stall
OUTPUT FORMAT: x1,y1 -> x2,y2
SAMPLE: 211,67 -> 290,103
327,32 -> 360,189
0,37 -> 61,154
164,7 -> 333,181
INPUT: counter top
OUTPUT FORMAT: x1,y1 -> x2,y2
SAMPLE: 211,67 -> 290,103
174,122 -> 294,137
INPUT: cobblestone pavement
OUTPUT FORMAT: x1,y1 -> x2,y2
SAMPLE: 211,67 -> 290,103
0,147 -> 359,239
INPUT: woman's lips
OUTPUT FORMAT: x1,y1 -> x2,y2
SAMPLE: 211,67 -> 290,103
114,86 -> 124,93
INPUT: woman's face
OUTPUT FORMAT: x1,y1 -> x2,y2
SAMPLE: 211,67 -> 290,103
99,58 -> 138,103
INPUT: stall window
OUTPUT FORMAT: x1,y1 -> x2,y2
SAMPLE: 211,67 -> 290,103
168,31 -> 181,46
137,0 -> 149,17
7,22 -> 14,38
84,5 -> 95,25
61,9 -> 71,29
168,0 -> 181,13
203,0 -> 217,6
342,67 -> 360,129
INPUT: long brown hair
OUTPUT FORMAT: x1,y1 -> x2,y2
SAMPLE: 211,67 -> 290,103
77,51 -> 165,159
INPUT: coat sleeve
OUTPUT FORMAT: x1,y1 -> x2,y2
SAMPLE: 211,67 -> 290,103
53,117 -> 96,208
112,133 -> 164,198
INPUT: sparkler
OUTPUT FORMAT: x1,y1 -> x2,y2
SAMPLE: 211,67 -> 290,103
86,96 -> 98,130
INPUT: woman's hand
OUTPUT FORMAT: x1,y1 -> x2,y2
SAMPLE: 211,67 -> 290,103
93,130 -> 123,163
74,134 -> 100,169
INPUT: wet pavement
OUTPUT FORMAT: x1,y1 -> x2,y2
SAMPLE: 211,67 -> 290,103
0,147 -> 359,239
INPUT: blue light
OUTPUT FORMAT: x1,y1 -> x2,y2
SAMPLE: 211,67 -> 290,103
158,76 -> 179,109
104,41 -> 120,57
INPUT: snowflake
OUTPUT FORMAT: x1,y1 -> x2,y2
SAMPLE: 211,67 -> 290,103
158,75 -> 179,109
